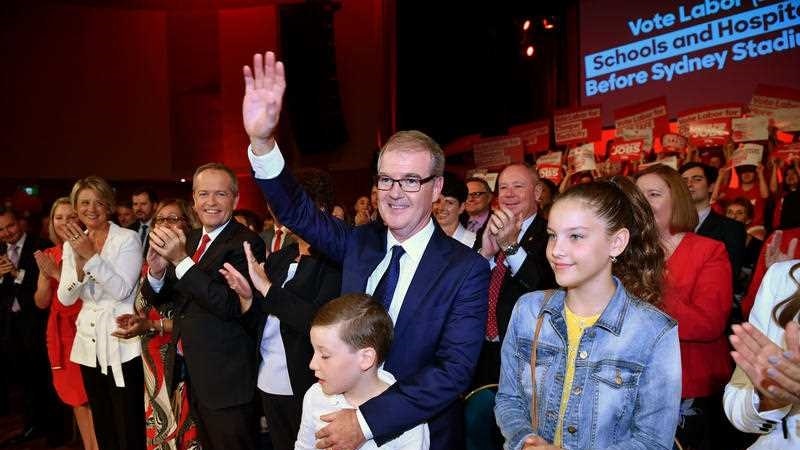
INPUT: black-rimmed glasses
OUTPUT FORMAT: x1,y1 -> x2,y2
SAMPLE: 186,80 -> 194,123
374,175 -> 437,192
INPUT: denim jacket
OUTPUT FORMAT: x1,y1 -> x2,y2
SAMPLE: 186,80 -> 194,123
495,278 -> 681,450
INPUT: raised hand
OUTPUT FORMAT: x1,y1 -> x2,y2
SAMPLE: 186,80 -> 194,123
65,222 -> 96,260
243,51 -> 286,155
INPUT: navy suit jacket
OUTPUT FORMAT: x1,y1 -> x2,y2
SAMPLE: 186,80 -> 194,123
255,169 -> 489,449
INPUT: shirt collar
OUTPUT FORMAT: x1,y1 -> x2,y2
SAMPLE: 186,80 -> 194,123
203,220 -> 230,242
696,206 -> 711,231
470,209 -> 490,224
386,219 -> 435,264
9,233 -> 26,251
517,213 -> 536,241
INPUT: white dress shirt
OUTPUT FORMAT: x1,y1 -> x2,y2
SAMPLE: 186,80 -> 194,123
294,369 -> 430,450
452,223 -> 476,248
6,233 -> 27,311
257,262 -> 297,395
58,222 -> 143,387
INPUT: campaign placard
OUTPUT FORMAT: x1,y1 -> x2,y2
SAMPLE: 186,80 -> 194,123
473,136 -> 524,169
731,116 -> 769,142
568,143 -> 598,173
660,133 -> 688,153
731,143 -> 764,167
773,108 -> 800,132
638,155 -> 678,172
509,120 -> 551,154
554,105 -> 602,146
443,133 -> 481,156
772,142 -> 800,164
609,139 -> 644,162
750,84 -> 800,119
536,151 -> 564,184
614,96 -> 669,144
678,103 -> 742,147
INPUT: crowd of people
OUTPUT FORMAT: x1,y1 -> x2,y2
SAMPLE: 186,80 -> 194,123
1,50 -> 799,450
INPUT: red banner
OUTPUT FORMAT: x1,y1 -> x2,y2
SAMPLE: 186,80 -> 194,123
473,136 -> 524,169
731,116 -> 769,142
553,105 -> 602,146
660,133 -> 688,154
509,120 -> 550,154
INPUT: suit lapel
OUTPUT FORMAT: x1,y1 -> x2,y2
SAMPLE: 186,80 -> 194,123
393,226 -> 453,338
344,224 -> 387,294
196,222 -> 238,268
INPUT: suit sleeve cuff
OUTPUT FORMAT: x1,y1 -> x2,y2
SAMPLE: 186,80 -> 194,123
505,248 -> 528,276
750,390 -> 792,425
356,408 -> 374,441
174,257 -> 195,280
248,142 -> 285,179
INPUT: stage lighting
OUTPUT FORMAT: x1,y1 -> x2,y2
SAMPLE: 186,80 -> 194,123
542,17 -> 555,30
525,45 -> 535,57
522,19 -> 531,31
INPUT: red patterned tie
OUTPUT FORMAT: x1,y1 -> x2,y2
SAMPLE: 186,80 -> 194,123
272,229 -> 283,253
192,234 -> 210,262
486,251 -> 507,340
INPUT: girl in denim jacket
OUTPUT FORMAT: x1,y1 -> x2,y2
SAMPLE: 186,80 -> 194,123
495,177 -> 681,450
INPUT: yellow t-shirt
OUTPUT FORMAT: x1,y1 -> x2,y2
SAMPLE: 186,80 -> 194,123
554,305 -> 600,446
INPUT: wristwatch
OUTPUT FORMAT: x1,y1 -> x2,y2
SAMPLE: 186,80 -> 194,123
502,242 -> 521,256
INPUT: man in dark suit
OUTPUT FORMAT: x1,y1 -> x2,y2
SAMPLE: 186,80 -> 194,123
243,51 -> 489,450
142,164 -> 266,450
473,163 -> 556,387
259,206 -> 297,253
680,163 -> 746,287
128,187 -> 158,257
0,208 -> 64,446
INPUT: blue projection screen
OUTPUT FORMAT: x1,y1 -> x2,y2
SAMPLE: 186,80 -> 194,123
580,0 -> 800,124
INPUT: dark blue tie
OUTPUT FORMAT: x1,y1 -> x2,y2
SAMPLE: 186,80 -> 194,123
373,245 -> 406,311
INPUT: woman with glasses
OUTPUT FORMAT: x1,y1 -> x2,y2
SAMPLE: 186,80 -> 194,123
57,176 -> 145,450
113,198 -> 201,450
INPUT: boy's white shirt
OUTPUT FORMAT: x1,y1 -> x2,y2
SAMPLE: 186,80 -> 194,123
294,368 -> 430,450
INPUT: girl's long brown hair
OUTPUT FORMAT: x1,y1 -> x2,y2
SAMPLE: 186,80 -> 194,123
556,176 -> 665,306
771,261 -> 800,328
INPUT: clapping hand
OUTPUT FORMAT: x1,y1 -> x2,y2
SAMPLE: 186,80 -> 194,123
243,51 -> 286,155
33,250 -> 60,281
111,313 -> 148,339
148,226 -> 188,266
219,241 -> 271,313
730,322 -> 800,409
65,222 -> 95,260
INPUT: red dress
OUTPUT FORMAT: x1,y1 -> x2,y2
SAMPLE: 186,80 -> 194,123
663,233 -> 733,399
45,245 -> 88,406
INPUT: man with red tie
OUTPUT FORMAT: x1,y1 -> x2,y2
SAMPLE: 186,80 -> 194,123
142,163 -> 266,450
259,206 -> 296,253
473,163 -> 556,387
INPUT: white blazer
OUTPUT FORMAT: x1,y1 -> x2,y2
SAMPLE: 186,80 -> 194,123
58,221 -> 143,387
724,259 -> 800,449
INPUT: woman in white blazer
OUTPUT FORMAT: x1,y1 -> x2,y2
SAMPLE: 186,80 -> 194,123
58,176 -> 144,450
724,259 -> 800,450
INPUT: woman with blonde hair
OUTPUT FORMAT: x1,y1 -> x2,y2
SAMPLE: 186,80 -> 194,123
58,176 -> 144,450
33,197 -> 98,450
